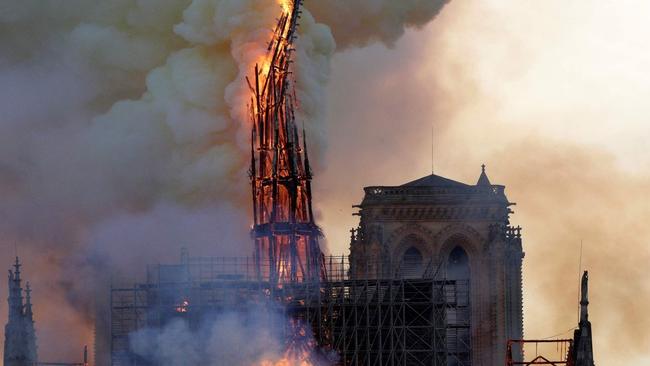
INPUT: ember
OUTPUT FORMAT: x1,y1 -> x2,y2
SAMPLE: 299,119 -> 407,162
175,299 -> 189,313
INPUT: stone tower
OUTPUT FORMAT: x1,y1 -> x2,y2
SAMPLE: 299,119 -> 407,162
349,166 -> 524,365
4,257 -> 38,366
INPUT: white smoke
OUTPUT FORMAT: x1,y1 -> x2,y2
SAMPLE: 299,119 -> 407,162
129,306 -> 335,366
0,0 -> 449,361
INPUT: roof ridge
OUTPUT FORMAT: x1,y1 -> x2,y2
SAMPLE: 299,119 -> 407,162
401,173 -> 470,188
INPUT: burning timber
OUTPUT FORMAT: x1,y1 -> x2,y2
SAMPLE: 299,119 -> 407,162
106,0 -> 596,365
248,0 -> 324,285
103,0 -> 596,362
112,1 -> 483,365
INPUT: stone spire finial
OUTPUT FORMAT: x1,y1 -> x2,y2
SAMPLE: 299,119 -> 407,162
477,164 -> 492,186
571,270 -> 595,366
580,271 -> 589,324
25,281 -> 33,321
13,256 -> 21,281
7,257 -> 24,319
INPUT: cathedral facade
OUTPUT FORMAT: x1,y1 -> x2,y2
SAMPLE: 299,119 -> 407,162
349,166 -> 524,365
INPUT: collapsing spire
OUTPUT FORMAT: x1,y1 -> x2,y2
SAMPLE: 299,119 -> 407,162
248,0 -> 324,284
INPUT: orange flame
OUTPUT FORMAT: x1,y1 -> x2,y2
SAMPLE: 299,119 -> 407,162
259,358 -> 313,366
258,352 -> 314,366
257,320 -> 318,366
246,0 -> 292,120
279,0 -> 292,14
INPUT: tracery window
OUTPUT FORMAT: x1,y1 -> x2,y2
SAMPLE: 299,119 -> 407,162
446,246 -> 471,365
401,246 -> 423,278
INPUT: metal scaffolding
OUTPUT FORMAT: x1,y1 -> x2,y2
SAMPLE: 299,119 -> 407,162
110,256 -> 471,366
506,340 -> 574,366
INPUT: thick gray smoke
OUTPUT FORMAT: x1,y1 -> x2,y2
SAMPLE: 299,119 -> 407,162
129,306 -> 335,366
0,0 -> 450,362
308,0 -> 450,49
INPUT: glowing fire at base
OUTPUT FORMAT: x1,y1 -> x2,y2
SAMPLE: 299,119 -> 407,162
258,356 -> 313,366
257,320 -> 325,366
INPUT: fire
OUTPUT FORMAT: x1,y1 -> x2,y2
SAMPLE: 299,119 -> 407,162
256,320 -> 321,366
246,0 -> 292,119
249,0 -> 324,286
175,299 -> 189,313
278,0 -> 292,14
258,348 -> 314,366
258,357 -> 313,366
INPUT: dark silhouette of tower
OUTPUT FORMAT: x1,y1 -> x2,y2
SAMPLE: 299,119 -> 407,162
349,166 -> 524,365
248,0 -> 323,284
4,257 -> 37,366
570,271 -> 595,366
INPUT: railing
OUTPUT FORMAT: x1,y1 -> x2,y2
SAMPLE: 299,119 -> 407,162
363,185 -> 506,199
144,255 -> 446,285
506,339 -> 574,366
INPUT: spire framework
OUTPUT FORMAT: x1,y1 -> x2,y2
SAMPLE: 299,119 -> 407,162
248,0 -> 324,284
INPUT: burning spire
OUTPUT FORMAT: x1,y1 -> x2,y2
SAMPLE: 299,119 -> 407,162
248,0 -> 324,284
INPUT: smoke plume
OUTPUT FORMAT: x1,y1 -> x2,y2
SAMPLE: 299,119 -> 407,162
0,0 -> 450,363
317,1 -> 650,365
308,0 -> 450,49
129,306 -> 334,366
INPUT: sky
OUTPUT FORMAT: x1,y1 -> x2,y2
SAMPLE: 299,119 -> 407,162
317,1 -> 650,365
0,1 -> 649,365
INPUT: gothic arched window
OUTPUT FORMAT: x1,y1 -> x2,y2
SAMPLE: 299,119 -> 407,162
446,246 -> 471,363
447,246 -> 470,280
401,246 -> 423,278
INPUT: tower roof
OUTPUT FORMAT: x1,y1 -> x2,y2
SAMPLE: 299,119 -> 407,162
401,174 -> 470,188
476,164 -> 492,186
363,166 -> 510,207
